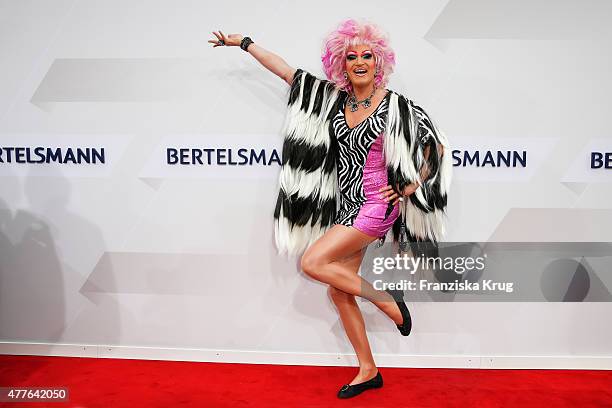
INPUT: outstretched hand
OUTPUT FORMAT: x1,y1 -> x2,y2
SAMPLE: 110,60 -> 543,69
208,30 -> 244,47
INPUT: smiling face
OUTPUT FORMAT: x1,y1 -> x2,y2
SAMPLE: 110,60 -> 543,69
345,44 -> 377,89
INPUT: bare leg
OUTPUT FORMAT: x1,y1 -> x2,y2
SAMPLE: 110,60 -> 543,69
327,248 -> 378,385
301,225 -> 403,325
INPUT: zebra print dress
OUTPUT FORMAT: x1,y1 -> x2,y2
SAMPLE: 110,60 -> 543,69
331,90 -> 400,238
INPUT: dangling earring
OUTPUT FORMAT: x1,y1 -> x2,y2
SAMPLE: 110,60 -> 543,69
343,71 -> 348,80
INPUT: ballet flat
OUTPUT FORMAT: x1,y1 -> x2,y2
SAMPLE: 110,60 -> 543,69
385,288 -> 412,336
337,371 -> 383,399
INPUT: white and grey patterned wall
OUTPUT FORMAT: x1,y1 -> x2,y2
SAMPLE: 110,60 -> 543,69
1,0 -> 611,365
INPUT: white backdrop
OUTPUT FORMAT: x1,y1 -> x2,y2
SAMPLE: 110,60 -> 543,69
1,0 -> 612,368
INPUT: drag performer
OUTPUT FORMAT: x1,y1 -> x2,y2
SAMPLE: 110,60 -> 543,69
210,18 -> 451,399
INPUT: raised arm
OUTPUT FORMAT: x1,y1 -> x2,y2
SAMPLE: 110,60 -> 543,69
209,31 -> 297,85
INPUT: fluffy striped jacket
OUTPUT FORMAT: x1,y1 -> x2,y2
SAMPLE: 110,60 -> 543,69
273,68 -> 452,257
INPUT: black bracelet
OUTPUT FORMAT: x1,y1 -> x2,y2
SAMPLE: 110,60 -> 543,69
240,36 -> 254,52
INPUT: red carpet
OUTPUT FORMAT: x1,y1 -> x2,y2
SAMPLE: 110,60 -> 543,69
1,355 -> 611,407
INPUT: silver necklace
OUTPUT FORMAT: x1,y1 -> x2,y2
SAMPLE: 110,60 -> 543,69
347,87 -> 376,112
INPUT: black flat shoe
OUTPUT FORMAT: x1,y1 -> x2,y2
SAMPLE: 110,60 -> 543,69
385,288 -> 412,336
337,371 -> 383,399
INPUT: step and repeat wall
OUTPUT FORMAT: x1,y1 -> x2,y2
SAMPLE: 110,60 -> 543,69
1,0 -> 612,365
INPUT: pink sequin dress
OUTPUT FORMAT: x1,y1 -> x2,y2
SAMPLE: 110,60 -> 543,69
331,91 -> 400,238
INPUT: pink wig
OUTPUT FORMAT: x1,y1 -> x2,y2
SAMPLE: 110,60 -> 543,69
321,18 -> 396,93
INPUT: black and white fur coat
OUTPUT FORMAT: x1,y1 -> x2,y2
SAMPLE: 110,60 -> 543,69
273,68 -> 452,257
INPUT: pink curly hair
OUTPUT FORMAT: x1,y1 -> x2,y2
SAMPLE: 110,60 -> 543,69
321,18 -> 396,93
